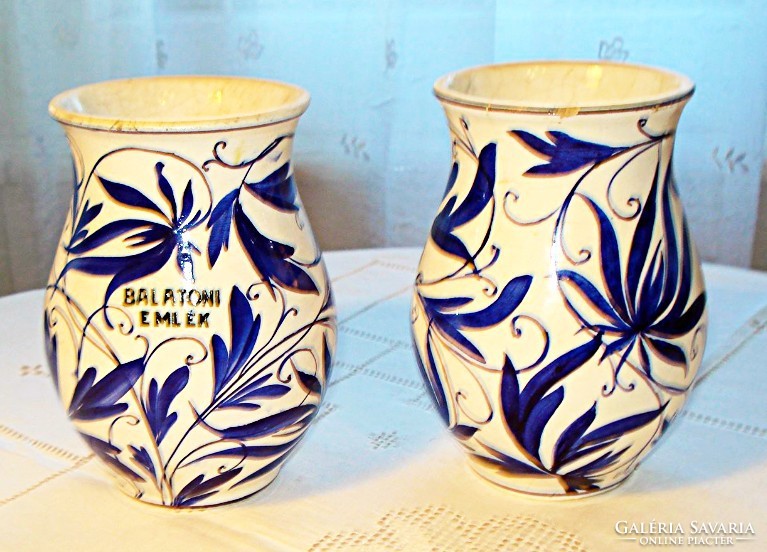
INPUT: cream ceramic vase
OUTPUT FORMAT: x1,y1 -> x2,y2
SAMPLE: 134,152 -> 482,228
411,61 -> 707,497
44,76 -> 336,507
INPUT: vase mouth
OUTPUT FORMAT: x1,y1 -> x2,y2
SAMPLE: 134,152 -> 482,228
49,75 -> 310,132
434,61 -> 694,114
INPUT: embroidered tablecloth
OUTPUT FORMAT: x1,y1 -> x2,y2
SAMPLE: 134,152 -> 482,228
0,248 -> 765,551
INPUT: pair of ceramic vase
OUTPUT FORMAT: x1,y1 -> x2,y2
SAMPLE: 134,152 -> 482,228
44,61 -> 706,507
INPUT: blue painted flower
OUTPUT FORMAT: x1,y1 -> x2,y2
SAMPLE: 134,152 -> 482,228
60,162 -> 205,303
557,165 -> 706,382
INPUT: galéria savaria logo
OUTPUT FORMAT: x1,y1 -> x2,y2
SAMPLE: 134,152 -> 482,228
614,520 -> 756,547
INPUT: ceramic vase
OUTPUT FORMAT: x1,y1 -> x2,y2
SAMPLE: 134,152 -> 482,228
411,61 -> 707,497
44,76 -> 336,507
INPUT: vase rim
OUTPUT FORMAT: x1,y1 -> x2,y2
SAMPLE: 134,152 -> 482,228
434,60 -> 694,114
49,75 -> 310,133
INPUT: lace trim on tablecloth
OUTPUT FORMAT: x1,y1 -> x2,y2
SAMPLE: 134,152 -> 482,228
307,505 -> 587,551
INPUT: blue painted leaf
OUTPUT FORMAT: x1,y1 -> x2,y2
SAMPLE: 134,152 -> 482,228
79,432 -> 120,456
553,402 -> 597,470
234,203 -> 319,294
228,287 -> 262,374
511,130 -> 625,175
130,445 -> 155,477
561,439 -> 620,468
412,328 -> 448,425
156,162 -> 176,219
518,333 -> 602,424
172,467 -> 242,507
70,200 -> 104,245
43,312 -> 59,391
66,219 -> 154,254
612,338 -> 636,376
146,366 -> 189,444
224,403 -> 262,411
104,240 -> 177,304
450,143 -> 496,227
557,270 -> 627,329
61,242 -> 164,276
425,336 -> 448,422
419,295 -> 483,362
246,162 -> 298,212
179,179 -> 194,223
223,377 -> 291,408
636,245 -> 665,327
322,332 -> 333,384
651,293 -> 706,337
231,456 -> 288,489
500,356 -> 520,429
521,387 -> 564,457
208,189 -> 239,226
205,404 -> 316,440
565,447 -> 627,479
78,201 -> 103,229
296,371 -> 321,395
195,441 -> 297,463
600,335 -> 633,360
423,296 -> 473,311
574,404 -> 666,453
665,220 -> 695,322
626,162 -> 660,309
211,334 -> 230,397
69,367 -> 97,414
510,130 -> 556,157
452,425 -> 479,440
207,188 -> 239,267
657,168 -> 680,314
581,197 -> 629,319
454,275 -> 532,328
79,432 -> 144,482
211,287 -> 262,398
125,224 -> 171,248
99,175 -> 163,214
475,454 -> 544,476
69,358 -> 144,420
637,340 -> 651,372
646,337 -> 686,365
474,442 -> 544,476
442,162 -> 459,199
71,228 -> 89,244
431,313 -> 484,362
430,196 -> 473,261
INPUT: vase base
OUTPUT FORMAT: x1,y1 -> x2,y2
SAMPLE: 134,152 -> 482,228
115,467 -> 281,508
467,455 -> 630,500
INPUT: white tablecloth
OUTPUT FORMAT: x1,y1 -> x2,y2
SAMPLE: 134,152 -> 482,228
0,248 -> 765,551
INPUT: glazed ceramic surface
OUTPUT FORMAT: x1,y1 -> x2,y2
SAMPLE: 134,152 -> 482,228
411,61 -> 706,497
44,76 -> 336,507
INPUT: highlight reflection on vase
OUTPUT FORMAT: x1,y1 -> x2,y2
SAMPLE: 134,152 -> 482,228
411,61 -> 706,497
44,76 -> 336,507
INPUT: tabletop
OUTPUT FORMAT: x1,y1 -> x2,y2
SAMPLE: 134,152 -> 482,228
0,247 -> 766,551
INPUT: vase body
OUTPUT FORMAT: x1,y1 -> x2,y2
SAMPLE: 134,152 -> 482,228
44,77 -> 335,507
411,62 -> 706,497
